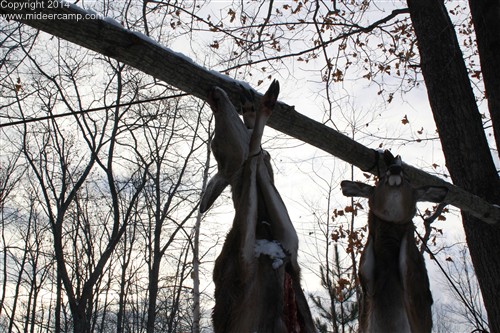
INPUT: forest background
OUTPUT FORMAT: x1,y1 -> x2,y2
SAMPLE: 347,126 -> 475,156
1,0 -> 499,332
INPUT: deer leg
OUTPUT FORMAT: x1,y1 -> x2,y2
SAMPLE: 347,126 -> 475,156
249,80 -> 280,155
212,155 -> 261,333
235,159 -> 260,267
255,158 -> 316,333
255,163 -> 299,264
228,154 -> 292,333
358,236 -> 375,332
400,234 -> 433,333
359,236 -> 375,297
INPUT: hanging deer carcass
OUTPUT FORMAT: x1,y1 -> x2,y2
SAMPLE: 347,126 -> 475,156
200,80 -> 315,333
341,151 -> 448,333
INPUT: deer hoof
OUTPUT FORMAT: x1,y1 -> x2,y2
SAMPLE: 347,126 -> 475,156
240,87 -> 255,116
263,79 -> 280,109
207,87 -> 225,112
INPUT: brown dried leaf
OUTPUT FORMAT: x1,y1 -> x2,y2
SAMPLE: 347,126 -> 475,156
401,114 -> 409,125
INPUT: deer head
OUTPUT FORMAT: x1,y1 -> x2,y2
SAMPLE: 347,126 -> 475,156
201,81 -> 315,333
341,151 -> 448,223
341,150 -> 448,333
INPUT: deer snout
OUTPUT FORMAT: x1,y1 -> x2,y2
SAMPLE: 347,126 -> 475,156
387,173 -> 403,186
386,163 -> 404,186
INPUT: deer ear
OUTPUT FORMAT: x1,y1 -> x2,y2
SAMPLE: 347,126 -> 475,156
415,186 -> 448,203
340,181 -> 374,198
383,150 -> 395,165
200,173 -> 229,213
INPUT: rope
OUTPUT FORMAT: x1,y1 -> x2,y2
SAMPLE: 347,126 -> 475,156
0,93 -> 189,128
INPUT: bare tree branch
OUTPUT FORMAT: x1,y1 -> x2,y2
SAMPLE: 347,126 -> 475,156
3,1 -> 499,224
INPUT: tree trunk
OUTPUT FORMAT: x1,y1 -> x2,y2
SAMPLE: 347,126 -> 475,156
72,312 -> 90,333
55,269 -> 62,333
147,248 -> 161,333
469,0 -> 500,157
192,214 -> 202,333
192,142 -> 212,333
407,0 -> 500,331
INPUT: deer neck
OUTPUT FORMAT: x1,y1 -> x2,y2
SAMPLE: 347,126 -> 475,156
368,211 -> 413,266
363,212 -> 413,333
